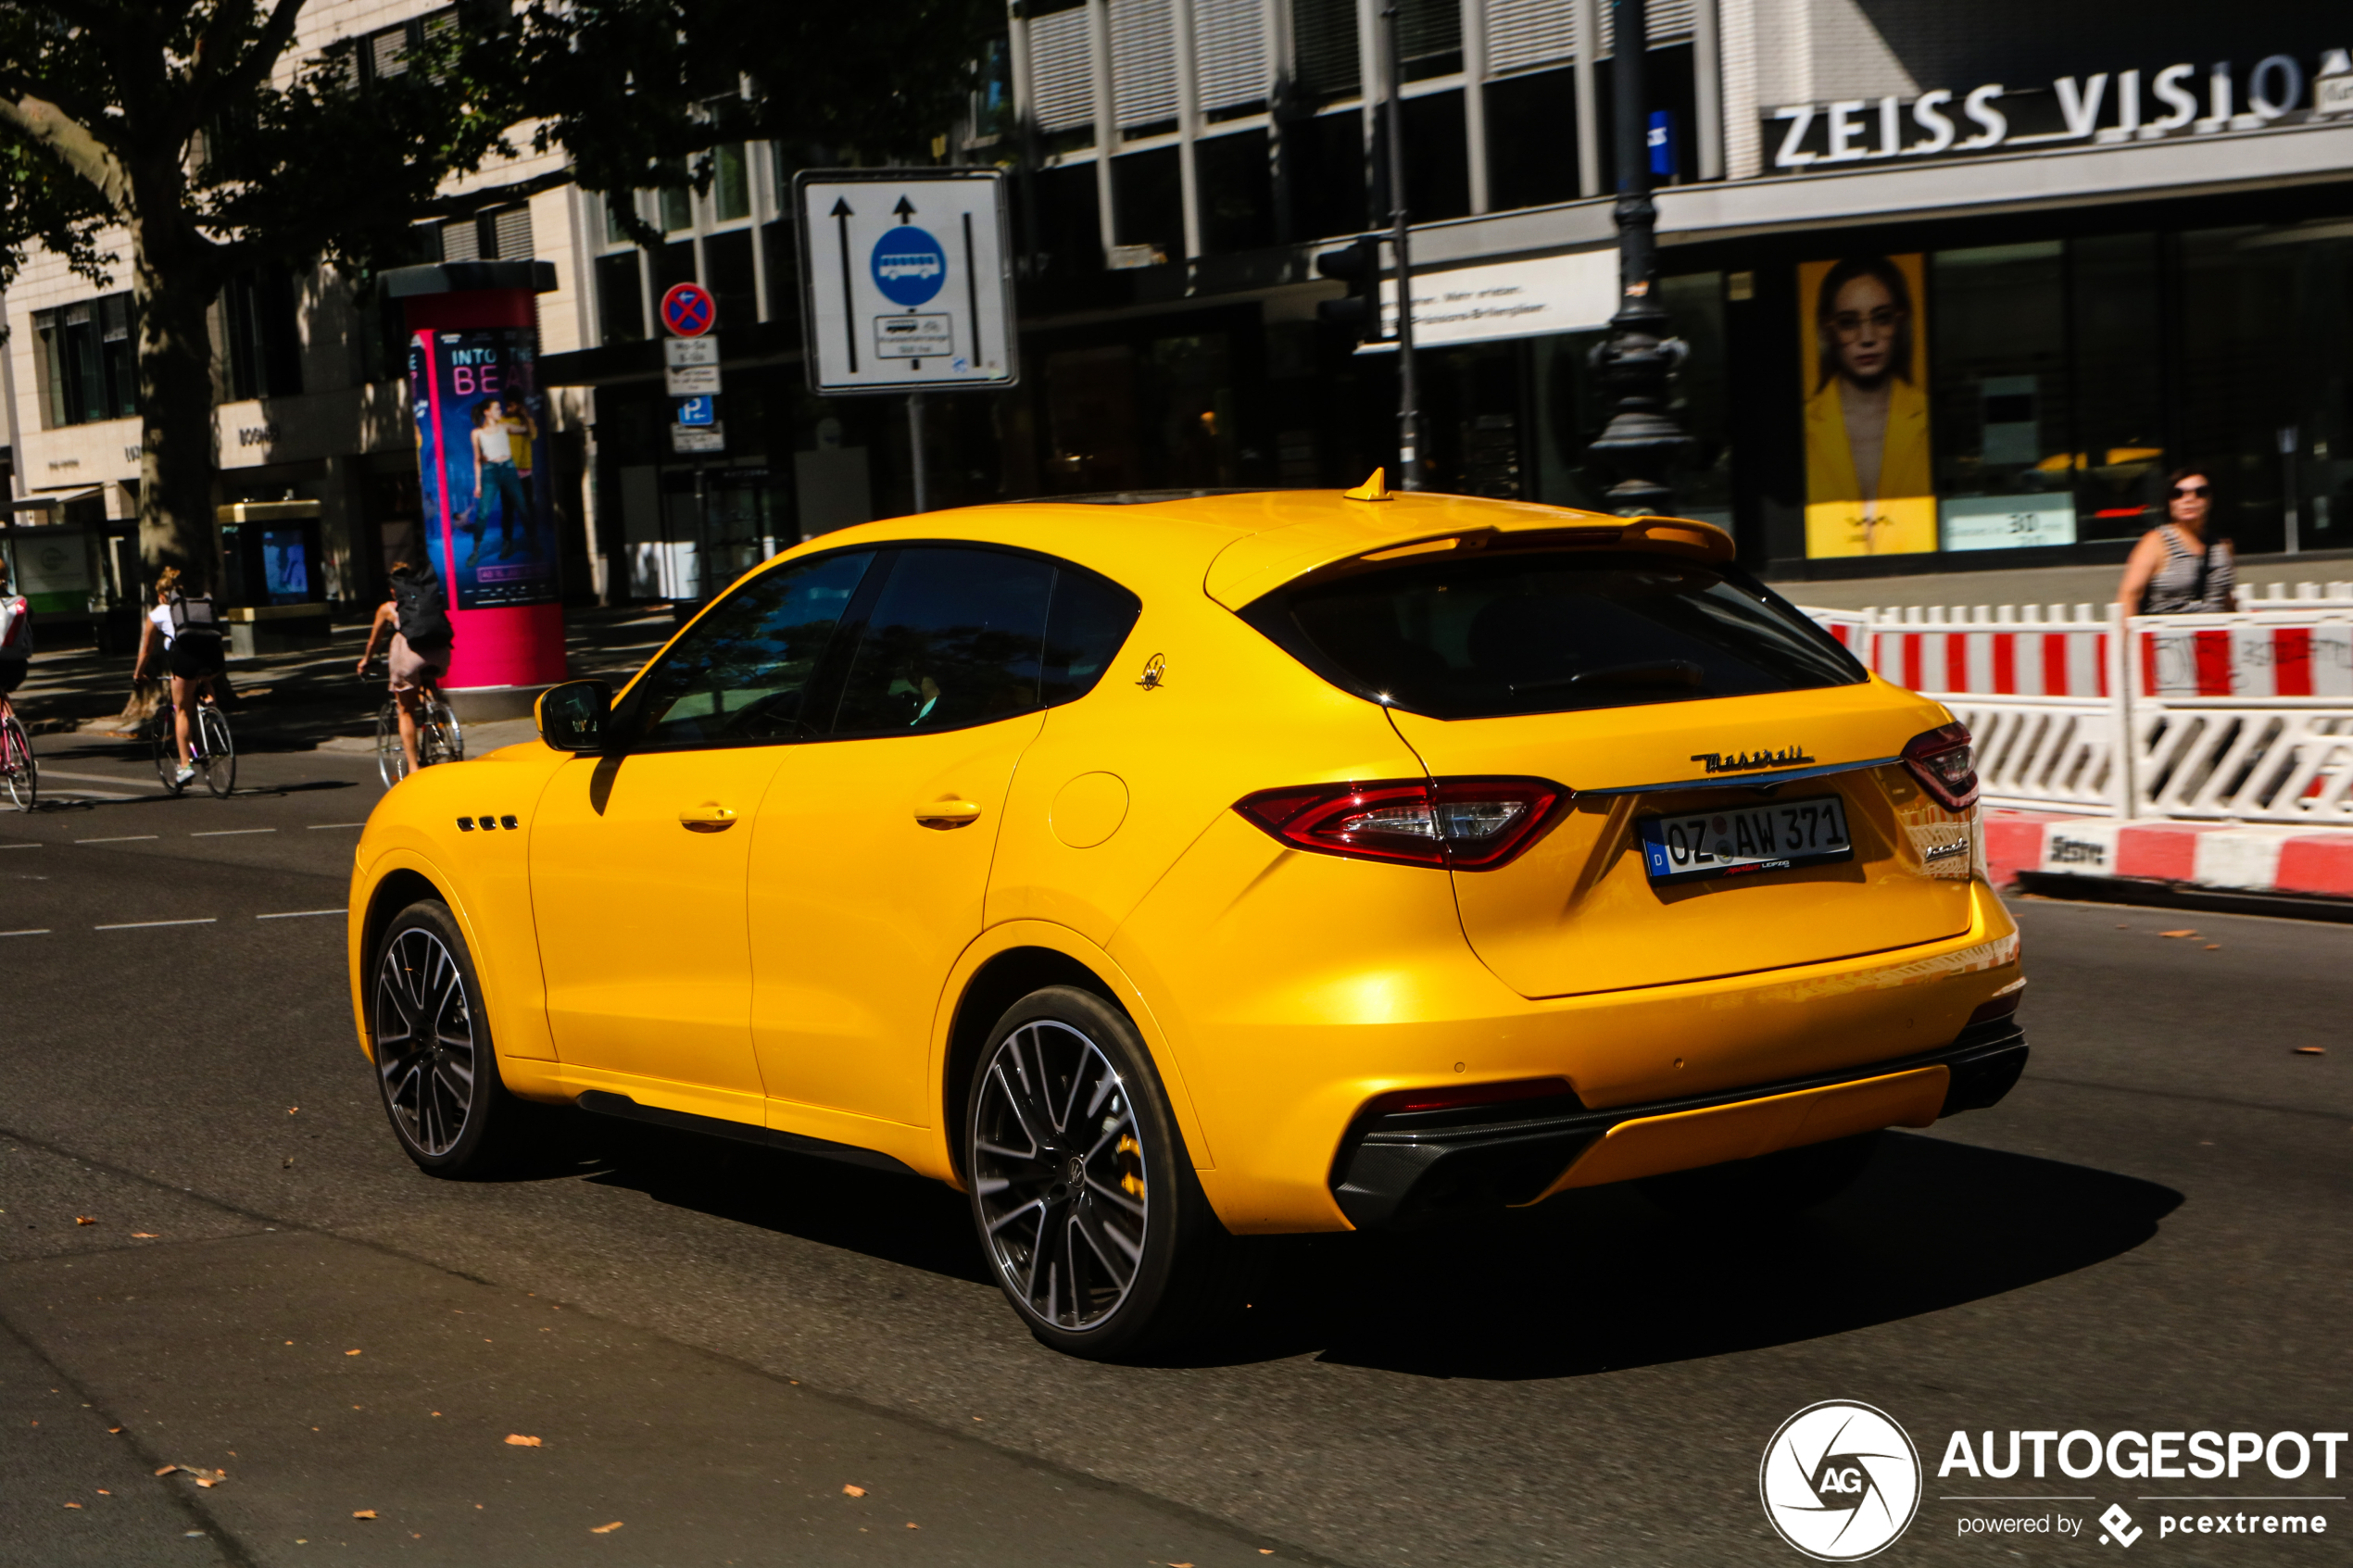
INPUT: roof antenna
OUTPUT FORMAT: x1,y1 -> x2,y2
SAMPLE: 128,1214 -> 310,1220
1343,468 -> 1391,502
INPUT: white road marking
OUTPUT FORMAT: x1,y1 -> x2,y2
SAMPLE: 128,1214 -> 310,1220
306,822 -> 368,829
46,787 -> 146,800
76,835 -> 159,844
257,909 -> 344,921
0,843 -> 38,850
0,928 -> 50,936
38,769 -> 161,790
192,828 -> 276,836
94,918 -> 217,931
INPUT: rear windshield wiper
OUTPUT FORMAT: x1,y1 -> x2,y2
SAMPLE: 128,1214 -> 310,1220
1509,659 -> 1706,696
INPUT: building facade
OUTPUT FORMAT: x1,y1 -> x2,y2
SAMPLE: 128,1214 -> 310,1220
9,0 -> 2353,633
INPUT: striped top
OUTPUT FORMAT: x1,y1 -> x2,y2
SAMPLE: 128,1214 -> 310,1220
2142,525 -> 2234,614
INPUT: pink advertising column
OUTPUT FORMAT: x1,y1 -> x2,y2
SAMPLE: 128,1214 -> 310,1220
385,260 -> 567,711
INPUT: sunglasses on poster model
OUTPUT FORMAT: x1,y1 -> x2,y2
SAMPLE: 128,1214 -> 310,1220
2171,483 -> 2211,498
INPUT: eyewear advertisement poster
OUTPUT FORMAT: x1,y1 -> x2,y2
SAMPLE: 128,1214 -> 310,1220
1800,252 -> 1937,558
408,327 -> 558,609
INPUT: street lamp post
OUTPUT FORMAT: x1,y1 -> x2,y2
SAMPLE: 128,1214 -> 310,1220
1586,0 -> 1692,516
1381,2 -> 1424,490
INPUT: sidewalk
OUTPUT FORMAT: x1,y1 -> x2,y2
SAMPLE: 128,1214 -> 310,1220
1986,809 -> 2353,915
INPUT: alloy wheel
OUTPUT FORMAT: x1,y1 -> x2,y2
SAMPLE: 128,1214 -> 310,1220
971,1020 -> 1151,1332
373,926 -> 477,1157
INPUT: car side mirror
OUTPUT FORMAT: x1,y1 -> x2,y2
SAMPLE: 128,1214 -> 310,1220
536,680 -> 610,752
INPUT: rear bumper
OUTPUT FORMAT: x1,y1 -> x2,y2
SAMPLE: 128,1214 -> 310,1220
1328,1016 -> 2028,1229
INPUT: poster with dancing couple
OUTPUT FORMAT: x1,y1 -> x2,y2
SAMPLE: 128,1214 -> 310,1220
408,326 -> 559,608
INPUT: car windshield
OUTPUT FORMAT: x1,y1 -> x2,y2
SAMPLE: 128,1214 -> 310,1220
1247,549 -> 1865,719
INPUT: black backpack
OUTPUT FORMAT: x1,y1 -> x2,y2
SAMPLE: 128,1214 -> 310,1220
393,569 -> 453,652
167,592 -> 222,641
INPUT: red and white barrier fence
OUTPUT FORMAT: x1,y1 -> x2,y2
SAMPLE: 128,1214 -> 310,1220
1982,812 -> 2353,900
1800,587 -> 2353,833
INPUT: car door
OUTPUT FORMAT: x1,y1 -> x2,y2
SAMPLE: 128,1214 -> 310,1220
530,550 -> 875,1121
748,546 -> 1126,1131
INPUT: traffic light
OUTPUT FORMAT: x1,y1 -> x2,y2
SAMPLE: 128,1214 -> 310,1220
1315,235 -> 1384,345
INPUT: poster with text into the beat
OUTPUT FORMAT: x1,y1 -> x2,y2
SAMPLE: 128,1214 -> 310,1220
408,327 -> 558,609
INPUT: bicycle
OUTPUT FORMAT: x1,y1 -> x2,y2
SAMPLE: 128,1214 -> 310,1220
0,707 -> 34,811
151,688 -> 235,798
369,662 -> 463,786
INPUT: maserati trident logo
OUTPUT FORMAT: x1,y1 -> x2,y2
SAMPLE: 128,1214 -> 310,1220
1692,745 -> 1816,774
1760,1400 -> 1922,1561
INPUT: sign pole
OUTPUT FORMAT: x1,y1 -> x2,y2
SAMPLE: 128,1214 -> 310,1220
909,392 -> 929,514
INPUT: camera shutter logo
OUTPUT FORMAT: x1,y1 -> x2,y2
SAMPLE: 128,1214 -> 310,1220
1760,1400 -> 1922,1561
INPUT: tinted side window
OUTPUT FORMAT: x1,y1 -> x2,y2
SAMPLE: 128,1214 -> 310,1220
623,551 -> 873,748
829,548 -> 1056,734
1041,568 -> 1142,705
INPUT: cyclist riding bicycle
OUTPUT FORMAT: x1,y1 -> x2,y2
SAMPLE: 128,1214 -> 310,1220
358,560 -> 454,775
132,567 -> 227,787
0,556 -> 30,721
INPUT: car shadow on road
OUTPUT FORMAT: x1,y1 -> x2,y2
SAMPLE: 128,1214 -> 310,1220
1239,1131 -> 2183,1381
567,1118 -> 992,1285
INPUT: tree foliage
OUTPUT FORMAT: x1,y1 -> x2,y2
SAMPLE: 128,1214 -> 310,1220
0,0 -> 1001,585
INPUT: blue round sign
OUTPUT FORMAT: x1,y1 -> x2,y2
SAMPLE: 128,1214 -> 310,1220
871,226 -> 948,307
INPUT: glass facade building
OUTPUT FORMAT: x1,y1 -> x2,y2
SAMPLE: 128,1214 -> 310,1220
526,0 -> 2353,596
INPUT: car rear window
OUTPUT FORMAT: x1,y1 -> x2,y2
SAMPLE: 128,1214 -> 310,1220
1244,550 -> 1865,719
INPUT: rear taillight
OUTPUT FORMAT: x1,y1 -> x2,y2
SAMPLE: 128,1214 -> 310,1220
1902,722 -> 1979,811
1234,776 -> 1566,870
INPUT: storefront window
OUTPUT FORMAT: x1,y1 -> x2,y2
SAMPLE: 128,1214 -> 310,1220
2070,233 -> 2168,540
2180,224 -> 2353,555
1928,242 -> 2073,552
1527,271 -> 1730,522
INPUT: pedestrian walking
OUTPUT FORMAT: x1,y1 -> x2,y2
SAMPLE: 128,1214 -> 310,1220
2117,467 -> 2235,615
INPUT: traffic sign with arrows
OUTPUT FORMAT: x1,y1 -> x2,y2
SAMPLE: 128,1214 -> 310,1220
793,169 -> 1017,395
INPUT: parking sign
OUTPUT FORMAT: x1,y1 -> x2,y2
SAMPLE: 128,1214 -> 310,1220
793,169 -> 1018,395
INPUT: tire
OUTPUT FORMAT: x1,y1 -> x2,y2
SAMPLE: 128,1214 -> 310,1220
1639,1132 -> 1881,1221
198,706 -> 235,797
425,698 -> 463,767
369,898 -> 530,1177
965,985 -> 1239,1360
1,715 -> 33,811
375,702 -> 409,786
152,707 -> 185,796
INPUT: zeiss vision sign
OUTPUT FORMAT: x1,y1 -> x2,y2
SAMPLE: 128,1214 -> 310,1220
1769,46 -> 2353,169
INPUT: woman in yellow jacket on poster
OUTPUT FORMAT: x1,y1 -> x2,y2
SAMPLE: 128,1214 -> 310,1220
1803,255 -> 1934,557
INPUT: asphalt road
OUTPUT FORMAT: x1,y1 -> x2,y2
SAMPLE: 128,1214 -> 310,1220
2,728 -> 2347,1567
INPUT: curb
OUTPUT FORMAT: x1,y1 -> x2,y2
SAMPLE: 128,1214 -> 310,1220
1984,810 -> 2353,900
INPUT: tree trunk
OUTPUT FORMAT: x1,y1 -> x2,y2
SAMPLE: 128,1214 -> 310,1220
132,219 -> 221,596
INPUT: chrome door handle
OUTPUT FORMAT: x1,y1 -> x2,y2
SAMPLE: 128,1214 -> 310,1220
913,798 -> 984,828
679,802 -> 737,833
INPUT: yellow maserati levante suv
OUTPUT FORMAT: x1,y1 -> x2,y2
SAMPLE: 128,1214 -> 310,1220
348,484 -> 2025,1357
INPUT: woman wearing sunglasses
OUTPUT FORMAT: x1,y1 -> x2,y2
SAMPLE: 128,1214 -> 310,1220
2118,468 -> 2235,615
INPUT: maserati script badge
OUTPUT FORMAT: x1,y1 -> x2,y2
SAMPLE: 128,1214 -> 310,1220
1690,746 -> 1816,774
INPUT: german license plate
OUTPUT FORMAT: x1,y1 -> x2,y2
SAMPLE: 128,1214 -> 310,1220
1637,796 -> 1853,883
